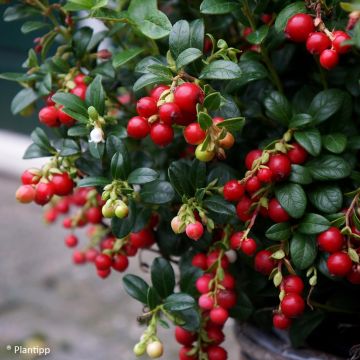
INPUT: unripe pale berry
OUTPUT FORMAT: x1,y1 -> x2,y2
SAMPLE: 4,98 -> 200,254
185,221 -> 204,241
146,341 -> 164,358
16,185 -> 35,203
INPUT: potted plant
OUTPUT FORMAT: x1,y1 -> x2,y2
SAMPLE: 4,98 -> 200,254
3,0 -> 360,359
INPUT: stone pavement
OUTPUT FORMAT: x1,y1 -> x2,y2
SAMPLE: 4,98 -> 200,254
0,174 -> 240,360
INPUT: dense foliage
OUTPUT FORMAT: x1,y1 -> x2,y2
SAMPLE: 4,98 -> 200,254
3,0 -> 360,358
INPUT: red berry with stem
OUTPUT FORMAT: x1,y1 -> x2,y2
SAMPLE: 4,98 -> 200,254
34,182 -> 55,205
74,73 -> 86,85
51,172 -> 74,196
347,266 -> 360,284
282,275 -> 304,294
254,250 -> 275,275
223,180 -> 244,202
327,252 -> 352,277
287,142 -> 308,164
207,250 -> 229,270
220,273 -> 235,290
130,228 -> 155,248
21,169 -> 39,185
257,168 -> 273,183
179,347 -> 197,360
86,207 -> 103,224
97,268 -> 111,279
268,154 -> 291,181
245,176 -> 261,193
127,116 -> 150,139
65,234 -> 78,248
217,290 -> 237,309
175,327 -> 197,346
150,85 -> 170,101
207,345 -> 228,360
230,231 -> 245,250
196,273 -> 213,293
136,96 -> 158,118
241,238 -> 257,256
306,32 -> 331,54
58,106 -> 75,126
236,195 -> 253,222
245,149 -> 263,170
95,253 -> 112,270
39,106 -> 59,127
70,84 -> 87,100
332,31 -> 351,54
184,123 -> 206,145
317,227 -> 344,253
159,102 -> 182,125
112,254 -> 129,272
85,248 -> 99,262
44,208 -> 58,223
150,123 -> 174,146
268,198 -> 290,223
198,293 -> 214,310
72,250 -> 86,264
186,221 -> 204,241
285,13 -> 315,42
16,185 -> 35,203
124,243 -> 138,257
273,313 -> 292,330
206,326 -> 225,345
281,293 -> 305,318
192,253 -> 208,270
174,83 -> 204,113
320,49 -> 339,70
210,307 -> 229,325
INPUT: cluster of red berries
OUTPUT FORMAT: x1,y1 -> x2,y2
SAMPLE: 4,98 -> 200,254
16,168 -> 75,206
38,73 -> 87,127
285,13 -> 352,70
127,82 -> 204,147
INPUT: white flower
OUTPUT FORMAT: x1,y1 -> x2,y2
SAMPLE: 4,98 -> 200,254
89,125 -> 105,143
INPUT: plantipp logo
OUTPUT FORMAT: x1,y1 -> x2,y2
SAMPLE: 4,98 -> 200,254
6,344 -> 51,356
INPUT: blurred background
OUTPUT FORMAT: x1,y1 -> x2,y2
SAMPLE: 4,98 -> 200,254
0,10 -> 239,359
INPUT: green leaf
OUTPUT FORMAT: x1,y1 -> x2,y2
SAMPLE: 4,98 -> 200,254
68,125 -> 89,137
200,60 -> 241,80
289,113 -> 313,128
189,19 -> 204,51
307,155 -> 351,181
86,75 -> 105,115
30,127 -> 52,151
135,56 -> 164,74
123,274 -> 149,304
151,257 -> 175,299
0,72 -> 32,82
57,139 -> 81,157
298,213 -> 331,235
289,164 -> 312,185
274,2 -> 306,32
23,144 -> 52,159
198,112 -> 213,131
113,48 -> 144,69
200,0 -> 238,14
203,92 -> 222,111
290,232 -> 317,270
73,27 -> 93,58
230,292 -> 254,320
147,64 -> 173,79
322,133 -> 347,154
21,21 -> 49,34
111,200 -> 137,238
275,183 -> 307,219
264,91 -> 292,126
133,73 -> 171,92
294,128 -> 322,156
308,184 -> 343,214
246,25 -> 269,45
147,287 -> 162,310
203,195 -> 236,224
190,160 -> 206,191
111,151 -> 128,180
140,180 -> 175,204
168,160 -> 193,197
216,117 -> 245,132
77,176 -> 109,187
89,141 -> 104,159
265,223 -> 292,241
169,20 -> 190,58
52,92 -> 88,117
11,88 -> 38,115
163,293 -> 196,312
176,48 -> 203,69
308,89 -> 344,124
127,168 -> 159,184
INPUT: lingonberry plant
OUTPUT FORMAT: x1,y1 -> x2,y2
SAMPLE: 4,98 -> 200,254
3,0 -> 360,358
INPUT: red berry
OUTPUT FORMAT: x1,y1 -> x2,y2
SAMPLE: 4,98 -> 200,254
220,273 -> 235,290
268,154 -> 291,181
51,173 -> 74,196
347,266 -> 360,284
184,123 -> 206,145
236,195 -> 253,222
175,327 -> 197,346
130,228 -> 155,248
21,169 -> 39,185
45,93 -> 55,106
207,251 -> 229,270
101,237 -> 115,250
241,238 -> 257,256
207,345 -> 227,360
16,185 -> 35,203
245,176 -> 261,193
158,102 -> 182,125
327,252 -> 352,277
70,84 -> 87,100
320,49 -> 339,70
174,83 -> 204,114
223,180 -> 244,202
254,250 -> 275,275
261,13 -> 272,24
136,96 -> 158,118
287,142 -> 308,164
56,198 -> 70,213
230,231 -> 244,250
282,275 -> 304,294
97,268 -> 111,278
85,248 -> 99,262
186,221 -> 204,241
74,74 -> 86,85
285,13 -> 315,42
206,326 -> 225,345
34,182 -> 55,205
86,207 -> 103,224
245,149 -> 262,170
243,27 -> 253,37
112,254 -> 129,272
273,313 -> 292,330
63,217 -> 72,229
257,168 -> 273,183
332,31 -> 351,54
281,293 -> 305,318
179,347 -> 197,360
65,234 -> 78,248
216,290 -> 237,309
124,243 -> 138,257
127,116 -> 150,139
306,32 -> 331,54
44,208 -> 58,223
95,253 -> 112,270
317,227 -> 344,253
210,307 -> 229,325
268,198 -> 290,223
58,106 -> 75,126
196,274 -> 213,294
72,250 -> 86,264
150,85 -> 170,101
192,253 -> 208,270
38,106 -> 59,127
150,123 -> 174,146
198,293 -> 214,310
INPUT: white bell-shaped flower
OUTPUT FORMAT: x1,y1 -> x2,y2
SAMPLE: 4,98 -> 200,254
89,125 -> 105,143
